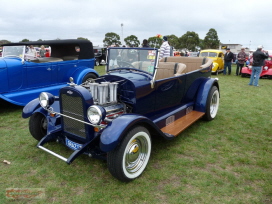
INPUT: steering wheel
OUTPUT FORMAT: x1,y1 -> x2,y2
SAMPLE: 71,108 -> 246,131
117,60 -> 135,68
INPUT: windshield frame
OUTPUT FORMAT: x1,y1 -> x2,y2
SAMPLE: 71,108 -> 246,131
2,45 -> 25,59
106,47 -> 159,76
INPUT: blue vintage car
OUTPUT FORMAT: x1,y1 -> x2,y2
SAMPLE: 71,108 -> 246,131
22,47 -> 219,182
0,39 -> 98,106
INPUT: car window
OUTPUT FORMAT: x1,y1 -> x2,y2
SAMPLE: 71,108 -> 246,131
108,48 -> 157,75
2,45 -> 25,58
209,52 -> 217,57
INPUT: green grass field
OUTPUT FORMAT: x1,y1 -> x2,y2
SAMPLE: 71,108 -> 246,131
0,66 -> 271,204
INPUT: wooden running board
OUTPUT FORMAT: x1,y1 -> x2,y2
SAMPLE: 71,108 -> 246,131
160,111 -> 205,137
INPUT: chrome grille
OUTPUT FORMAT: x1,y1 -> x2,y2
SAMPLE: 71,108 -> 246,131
61,93 -> 86,138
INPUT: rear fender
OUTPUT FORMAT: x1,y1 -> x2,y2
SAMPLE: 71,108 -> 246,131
70,68 -> 99,84
100,114 -> 168,152
195,78 -> 219,112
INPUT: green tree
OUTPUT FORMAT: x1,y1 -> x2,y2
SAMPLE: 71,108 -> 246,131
103,32 -> 121,47
20,39 -> 30,42
198,39 -> 205,50
203,28 -> 220,49
179,31 -> 200,51
77,37 -> 90,41
147,36 -> 162,48
166,34 -> 179,49
0,39 -> 11,45
124,35 -> 140,47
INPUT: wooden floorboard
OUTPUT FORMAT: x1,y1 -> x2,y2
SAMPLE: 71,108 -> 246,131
160,111 -> 205,136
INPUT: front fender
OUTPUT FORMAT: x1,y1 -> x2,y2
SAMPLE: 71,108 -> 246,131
22,98 -> 44,118
71,67 -> 99,84
241,67 -> 252,74
100,114 -> 167,152
22,98 -> 60,118
195,78 -> 219,112
212,62 -> 219,72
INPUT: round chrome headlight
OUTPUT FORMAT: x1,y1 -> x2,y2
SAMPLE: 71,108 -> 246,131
39,92 -> 54,108
87,105 -> 106,125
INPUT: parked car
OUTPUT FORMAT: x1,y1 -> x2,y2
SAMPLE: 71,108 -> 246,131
93,46 -> 107,66
187,51 -> 198,57
241,55 -> 272,79
22,47 -> 219,182
199,49 -> 224,75
0,39 -> 98,106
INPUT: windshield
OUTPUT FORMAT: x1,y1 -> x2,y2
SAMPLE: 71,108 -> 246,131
107,48 -> 158,75
200,52 -> 218,57
2,46 -> 25,58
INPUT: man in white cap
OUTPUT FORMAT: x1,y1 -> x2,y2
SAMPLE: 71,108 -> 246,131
248,45 -> 269,86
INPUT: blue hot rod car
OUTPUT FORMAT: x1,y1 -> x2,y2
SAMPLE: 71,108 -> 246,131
0,39 -> 98,106
22,47 -> 219,182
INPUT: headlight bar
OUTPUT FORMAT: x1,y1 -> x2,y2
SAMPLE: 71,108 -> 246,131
44,107 -> 106,129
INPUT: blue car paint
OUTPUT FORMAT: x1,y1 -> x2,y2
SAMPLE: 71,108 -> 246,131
1,40 -> 97,106
72,67 -> 98,85
99,114 -> 171,152
22,97 -> 60,118
195,78 -> 219,112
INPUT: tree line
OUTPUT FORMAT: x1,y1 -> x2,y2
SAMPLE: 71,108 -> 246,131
0,28 -> 220,51
103,28 -> 220,51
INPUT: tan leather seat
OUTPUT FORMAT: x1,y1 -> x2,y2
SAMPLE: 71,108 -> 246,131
155,62 -> 187,80
132,61 -> 153,73
160,57 -> 210,73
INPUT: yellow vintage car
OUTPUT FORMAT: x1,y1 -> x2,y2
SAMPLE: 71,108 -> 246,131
199,49 -> 224,74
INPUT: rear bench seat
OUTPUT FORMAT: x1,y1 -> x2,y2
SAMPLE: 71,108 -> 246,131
160,57 -> 213,73
155,62 -> 187,80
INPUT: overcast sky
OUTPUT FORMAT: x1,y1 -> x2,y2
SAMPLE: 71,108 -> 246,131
1,0 -> 272,50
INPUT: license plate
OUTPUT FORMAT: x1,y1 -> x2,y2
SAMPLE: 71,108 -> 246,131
65,138 -> 83,150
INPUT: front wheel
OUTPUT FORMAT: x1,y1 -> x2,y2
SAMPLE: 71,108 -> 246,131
203,86 -> 219,121
107,126 -> 152,182
29,113 -> 47,141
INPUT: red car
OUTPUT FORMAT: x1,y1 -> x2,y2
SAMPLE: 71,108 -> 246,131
241,55 -> 272,79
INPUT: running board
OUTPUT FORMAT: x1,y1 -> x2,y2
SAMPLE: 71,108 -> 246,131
160,111 -> 204,136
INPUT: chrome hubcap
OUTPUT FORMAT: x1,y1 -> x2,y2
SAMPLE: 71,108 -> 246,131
125,136 -> 148,174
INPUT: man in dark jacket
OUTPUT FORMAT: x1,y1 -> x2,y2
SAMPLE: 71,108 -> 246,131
248,45 -> 269,86
223,48 -> 234,75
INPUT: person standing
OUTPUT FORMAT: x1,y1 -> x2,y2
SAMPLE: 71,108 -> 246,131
236,48 -> 247,75
223,48 -> 234,75
159,36 -> 170,59
248,45 -> 269,86
39,45 -> 46,57
142,39 -> 149,47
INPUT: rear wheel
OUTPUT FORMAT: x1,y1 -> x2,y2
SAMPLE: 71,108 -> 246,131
82,73 -> 97,83
107,126 -> 151,182
204,86 -> 219,121
29,113 -> 47,141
